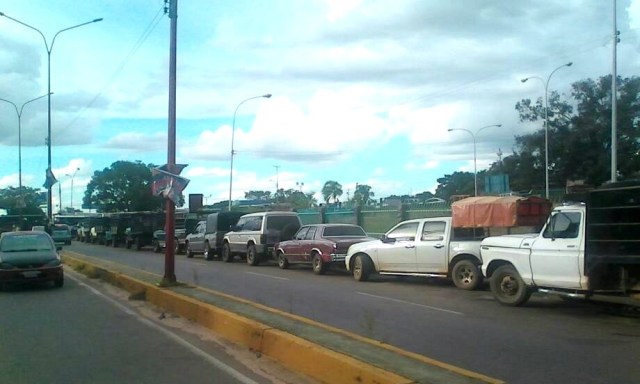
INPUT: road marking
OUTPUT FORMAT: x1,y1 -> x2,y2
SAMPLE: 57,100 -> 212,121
356,292 -> 464,315
67,272 -> 261,384
245,271 -> 289,281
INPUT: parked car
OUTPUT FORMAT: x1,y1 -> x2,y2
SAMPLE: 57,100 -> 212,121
222,211 -> 302,265
274,224 -> 376,274
0,231 -> 64,289
51,224 -> 72,245
184,212 -> 244,260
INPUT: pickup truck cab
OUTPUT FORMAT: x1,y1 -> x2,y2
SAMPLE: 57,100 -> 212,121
345,217 -> 485,290
482,181 -> 640,307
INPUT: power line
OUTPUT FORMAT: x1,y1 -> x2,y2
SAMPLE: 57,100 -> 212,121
63,5 -> 166,130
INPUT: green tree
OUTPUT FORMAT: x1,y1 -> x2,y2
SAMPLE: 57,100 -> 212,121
82,161 -> 164,212
0,186 -> 45,215
321,180 -> 343,203
499,75 -> 640,190
353,184 -> 375,206
434,172 -> 474,201
414,191 -> 436,202
244,190 -> 272,200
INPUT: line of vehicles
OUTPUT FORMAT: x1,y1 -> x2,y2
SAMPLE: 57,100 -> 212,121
70,180 -> 640,309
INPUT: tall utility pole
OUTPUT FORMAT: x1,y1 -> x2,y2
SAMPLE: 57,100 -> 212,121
274,165 -> 280,191
162,0 -> 178,285
611,0 -> 619,182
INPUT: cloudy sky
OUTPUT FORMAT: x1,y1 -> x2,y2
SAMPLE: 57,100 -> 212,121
1,0 -> 638,210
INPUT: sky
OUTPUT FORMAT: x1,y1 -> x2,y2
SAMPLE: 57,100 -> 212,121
1,0 -> 639,211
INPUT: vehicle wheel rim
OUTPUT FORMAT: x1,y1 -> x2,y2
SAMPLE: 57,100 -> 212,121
500,276 -> 518,296
354,258 -> 362,278
278,255 -> 285,267
457,266 -> 473,285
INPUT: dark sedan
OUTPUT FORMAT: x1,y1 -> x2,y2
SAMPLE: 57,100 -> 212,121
274,224 -> 375,274
0,231 -> 64,289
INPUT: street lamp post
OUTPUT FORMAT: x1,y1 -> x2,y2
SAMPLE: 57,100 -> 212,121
65,167 -> 80,211
228,94 -> 272,210
0,12 -> 103,222
521,62 -> 572,199
0,93 -> 50,213
448,124 -> 502,197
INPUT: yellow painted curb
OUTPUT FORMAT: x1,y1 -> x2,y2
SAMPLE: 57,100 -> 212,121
63,253 -> 504,384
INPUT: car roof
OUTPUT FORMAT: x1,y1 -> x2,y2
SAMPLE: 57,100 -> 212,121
240,211 -> 299,218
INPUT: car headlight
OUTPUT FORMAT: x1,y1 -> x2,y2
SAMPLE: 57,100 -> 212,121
45,259 -> 62,267
0,262 -> 15,270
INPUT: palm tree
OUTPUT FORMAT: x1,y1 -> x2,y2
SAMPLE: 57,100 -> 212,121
321,181 -> 343,203
353,184 -> 375,206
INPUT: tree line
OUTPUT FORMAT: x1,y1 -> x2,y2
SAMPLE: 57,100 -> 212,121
1,75 -> 637,215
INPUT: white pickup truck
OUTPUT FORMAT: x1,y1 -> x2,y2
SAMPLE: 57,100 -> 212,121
345,217 -> 486,290
345,196 -> 551,290
481,181 -> 640,307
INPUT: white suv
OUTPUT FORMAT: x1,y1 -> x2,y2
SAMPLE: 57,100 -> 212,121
222,211 -> 302,266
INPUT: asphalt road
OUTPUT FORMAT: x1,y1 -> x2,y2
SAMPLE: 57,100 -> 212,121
0,267 -> 316,384
66,242 -> 640,384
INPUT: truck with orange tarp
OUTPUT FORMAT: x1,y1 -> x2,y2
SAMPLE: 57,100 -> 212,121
345,195 -> 551,290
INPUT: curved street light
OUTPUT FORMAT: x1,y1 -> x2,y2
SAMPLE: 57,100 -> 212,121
228,94 -> 272,210
1,11 -> 103,221
521,62 -> 572,198
448,124 -> 502,197
65,167 -> 80,210
0,93 -> 51,217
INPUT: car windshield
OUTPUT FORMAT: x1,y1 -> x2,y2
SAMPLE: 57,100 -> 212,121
1,234 -> 54,252
323,226 -> 366,237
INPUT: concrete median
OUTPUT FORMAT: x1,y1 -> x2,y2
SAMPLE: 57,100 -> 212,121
62,250 -> 503,384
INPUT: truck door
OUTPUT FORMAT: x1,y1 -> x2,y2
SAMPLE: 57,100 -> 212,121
191,222 -> 206,252
415,220 -> 448,273
529,211 -> 583,288
377,222 -> 419,272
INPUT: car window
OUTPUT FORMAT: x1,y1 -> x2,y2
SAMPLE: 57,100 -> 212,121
243,217 -> 263,231
304,227 -> 317,240
1,234 -> 54,252
543,212 -> 581,239
322,225 -> 366,237
387,222 -> 419,241
421,221 -> 446,241
266,215 -> 300,230
295,227 -> 309,240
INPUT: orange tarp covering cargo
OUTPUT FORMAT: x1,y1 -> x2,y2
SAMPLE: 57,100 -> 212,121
451,196 -> 552,228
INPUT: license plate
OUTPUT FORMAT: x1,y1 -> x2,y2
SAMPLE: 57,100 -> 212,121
22,271 -> 41,278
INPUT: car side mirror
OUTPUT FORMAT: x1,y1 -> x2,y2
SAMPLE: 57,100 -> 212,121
56,245 -> 63,251
381,236 -> 396,244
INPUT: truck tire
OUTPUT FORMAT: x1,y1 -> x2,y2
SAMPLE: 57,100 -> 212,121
277,251 -> 289,269
246,244 -> 260,266
312,253 -> 327,275
451,259 -> 483,290
353,254 -> 372,282
204,242 -> 214,261
222,243 -> 234,263
490,264 -> 532,306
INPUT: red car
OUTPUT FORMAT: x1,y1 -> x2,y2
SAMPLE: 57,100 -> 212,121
274,224 -> 375,274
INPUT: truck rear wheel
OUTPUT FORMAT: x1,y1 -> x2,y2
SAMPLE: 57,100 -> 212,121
451,259 -> 483,290
204,242 -> 214,260
222,243 -> 234,263
490,264 -> 532,306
